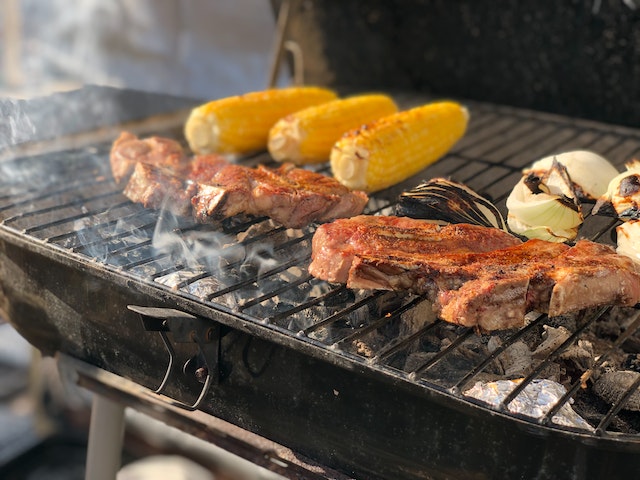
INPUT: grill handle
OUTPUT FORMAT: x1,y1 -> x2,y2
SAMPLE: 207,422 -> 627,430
128,305 -> 221,411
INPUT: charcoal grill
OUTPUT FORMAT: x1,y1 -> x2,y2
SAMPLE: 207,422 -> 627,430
2,86 -> 640,479
4,1 -> 640,477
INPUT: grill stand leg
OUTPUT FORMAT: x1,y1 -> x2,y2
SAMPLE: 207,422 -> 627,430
85,394 -> 125,480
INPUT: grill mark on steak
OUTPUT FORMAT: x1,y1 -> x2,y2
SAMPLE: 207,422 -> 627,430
191,160 -> 368,228
309,216 -> 640,331
350,239 -> 568,330
111,132 -> 368,228
308,215 -> 522,284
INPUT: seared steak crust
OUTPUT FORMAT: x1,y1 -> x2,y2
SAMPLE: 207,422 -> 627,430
110,131 -> 191,184
123,163 -> 197,217
111,132 -> 368,228
191,161 -> 368,229
310,216 -> 640,331
308,215 -> 522,284
546,240 -> 640,317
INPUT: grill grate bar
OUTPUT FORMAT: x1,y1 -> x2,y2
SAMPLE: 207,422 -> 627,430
586,218 -> 620,243
501,126 -> 584,169
0,175 -> 117,212
368,297 -> 439,364
332,299 -> 408,350
456,115 -> 523,157
596,374 -> 640,435
206,253 -> 309,304
22,198 -> 132,235
300,288 -> 384,336
221,216 -> 272,235
118,247 -> 168,270
237,274 -> 313,312
3,191 -> 129,229
450,313 -> 548,394
45,207 -> 151,245
498,307 -> 608,411
72,226 -> 155,258
474,121 -> 560,164
4,100 -> 640,442
458,119 -> 542,162
136,230 -> 310,294
540,310 -> 640,429
409,328 -> 476,379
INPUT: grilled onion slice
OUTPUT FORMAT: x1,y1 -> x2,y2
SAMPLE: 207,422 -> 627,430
593,159 -> 640,220
506,159 -> 583,242
525,150 -> 618,201
616,219 -> 640,261
395,178 -> 508,230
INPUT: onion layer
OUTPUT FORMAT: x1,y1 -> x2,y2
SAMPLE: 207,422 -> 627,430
506,160 -> 582,242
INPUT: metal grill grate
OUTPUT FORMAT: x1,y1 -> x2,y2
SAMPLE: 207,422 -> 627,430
2,99 -> 640,442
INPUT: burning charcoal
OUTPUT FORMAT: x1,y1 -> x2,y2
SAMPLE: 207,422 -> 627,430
321,288 -> 355,307
399,299 -> 437,339
532,325 -> 571,359
545,312 -> 580,332
352,336 -> 386,358
285,310 -> 320,333
495,340 -> 533,378
559,339 -> 595,373
623,354 -> 640,373
419,335 -> 502,387
593,371 -> 640,412
155,268 -> 207,290
236,219 -> 289,243
404,352 -> 436,372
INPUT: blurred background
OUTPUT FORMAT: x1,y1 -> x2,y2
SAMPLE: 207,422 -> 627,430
0,0 -> 277,100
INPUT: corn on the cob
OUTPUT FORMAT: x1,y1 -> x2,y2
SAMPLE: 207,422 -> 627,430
185,86 -> 337,155
267,94 -> 398,164
330,101 -> 469,192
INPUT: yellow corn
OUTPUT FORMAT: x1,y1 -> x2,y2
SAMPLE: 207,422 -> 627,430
330,101 -> 469,192
267,94 -> 398,164
185,86 -> 338,155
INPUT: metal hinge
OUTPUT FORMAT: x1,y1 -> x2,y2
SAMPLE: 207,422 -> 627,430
128,305 -> 220,411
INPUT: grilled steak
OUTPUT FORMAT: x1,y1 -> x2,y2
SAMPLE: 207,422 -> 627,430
110,131 -> 191,184
308,215 -> 522,284
430,241 -> 569,330
545,240 -> 640,316
350,238 -> 565,293
349,238 -> 568,330
435,240 -> 640,329
310,216 -> 640,331
192,160 -> 369,228
111,132 -> 368,228
123,162 -> 197,217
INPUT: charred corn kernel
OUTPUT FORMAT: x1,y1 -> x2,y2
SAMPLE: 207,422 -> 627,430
267,94 -> 398,164
185,86 -> 337,155
330,101 -> 469,192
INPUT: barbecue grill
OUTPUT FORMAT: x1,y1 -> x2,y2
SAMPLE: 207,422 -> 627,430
3,2 -> 640,479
